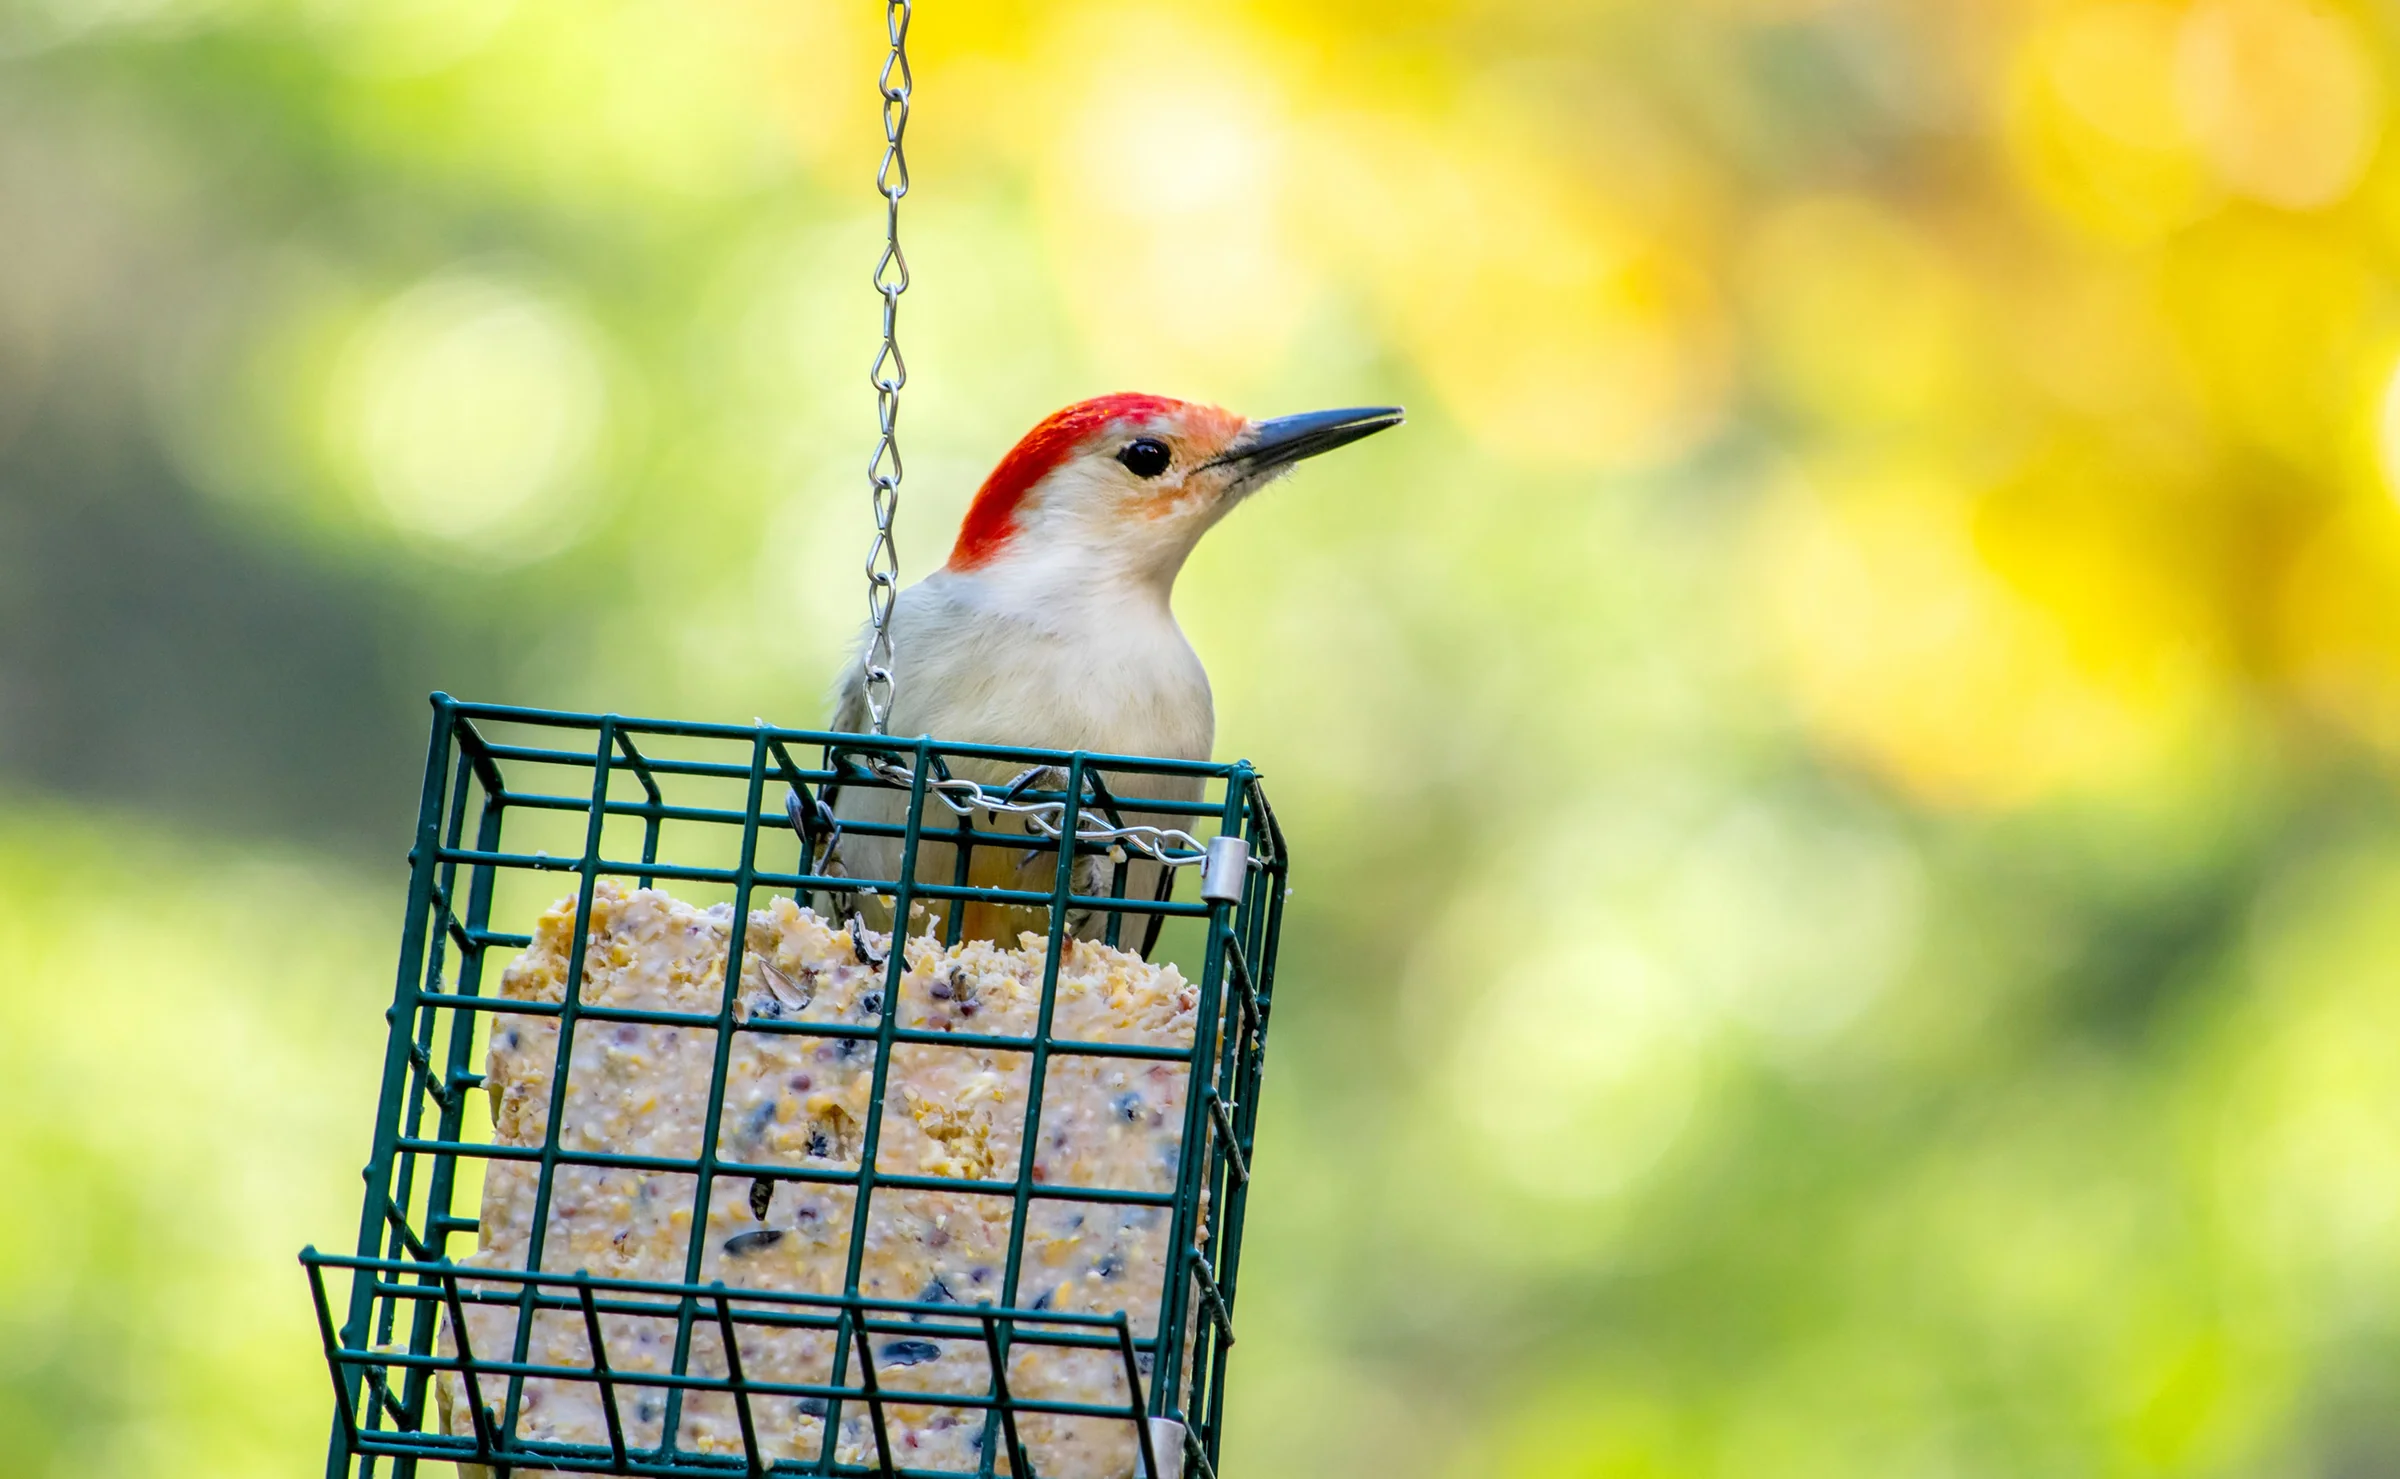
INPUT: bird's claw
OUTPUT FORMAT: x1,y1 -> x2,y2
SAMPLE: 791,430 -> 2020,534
999,765 -> 1063,804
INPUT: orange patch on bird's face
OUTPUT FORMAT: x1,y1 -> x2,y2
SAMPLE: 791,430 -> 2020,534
1138,406 -> 1250,520
1170,405 -> 1247,467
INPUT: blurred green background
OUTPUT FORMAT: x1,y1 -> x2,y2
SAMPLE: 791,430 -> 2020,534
5,0 -> 2400,1474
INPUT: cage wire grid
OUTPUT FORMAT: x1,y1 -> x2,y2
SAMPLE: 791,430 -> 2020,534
301,695 -> 1287,1479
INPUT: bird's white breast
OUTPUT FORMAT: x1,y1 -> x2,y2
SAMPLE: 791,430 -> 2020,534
880,567 -> 1215,762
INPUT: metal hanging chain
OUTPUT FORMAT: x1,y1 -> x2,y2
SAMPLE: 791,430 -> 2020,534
860,0 -> 912,735
862,758 -> 1213,865
798,757 -> 1215,875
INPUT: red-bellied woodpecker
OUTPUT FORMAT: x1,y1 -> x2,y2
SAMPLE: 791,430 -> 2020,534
822,393 -> 1402,951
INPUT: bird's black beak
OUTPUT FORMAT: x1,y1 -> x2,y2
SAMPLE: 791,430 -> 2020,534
1213,405 -> 1404,476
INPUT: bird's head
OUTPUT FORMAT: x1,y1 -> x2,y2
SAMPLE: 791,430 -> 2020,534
945,394 -> 1402,588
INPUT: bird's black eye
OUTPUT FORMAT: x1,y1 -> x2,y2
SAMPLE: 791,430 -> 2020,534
1116,438 -> 1172,479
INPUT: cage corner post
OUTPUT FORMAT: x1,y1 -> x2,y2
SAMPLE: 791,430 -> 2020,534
323,695 -> 460,1479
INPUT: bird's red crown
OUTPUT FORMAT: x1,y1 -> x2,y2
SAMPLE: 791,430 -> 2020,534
948,393 -> 1220,570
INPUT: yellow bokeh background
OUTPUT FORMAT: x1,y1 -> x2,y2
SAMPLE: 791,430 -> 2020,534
4,0 -> 2400,1474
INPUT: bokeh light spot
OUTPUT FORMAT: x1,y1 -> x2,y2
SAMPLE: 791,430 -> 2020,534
1041,9 -> 1313,385
2007,3 -> 2219,243
1351,122 -> 1730,471
1442,935 -> 1705,1204
1745,195 -> 1972,429
2374,351 -> 2400,503
1757,461 -> 2194,808
331,272 -> 606,566
1661,805 -> 1923,1043
2177,0 -> 2381,211
2057,1 -> 2196,153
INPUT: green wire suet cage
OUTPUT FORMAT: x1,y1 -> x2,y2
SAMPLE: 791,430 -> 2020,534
302,694 -> 1288,1479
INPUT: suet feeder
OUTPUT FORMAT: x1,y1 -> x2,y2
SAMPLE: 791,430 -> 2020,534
301,700 -> 1288,1478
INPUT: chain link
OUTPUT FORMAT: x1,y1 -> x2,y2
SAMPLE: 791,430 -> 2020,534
788,758 -> 1211,912
860,0 -> 912,735
863,760 -> 1212,866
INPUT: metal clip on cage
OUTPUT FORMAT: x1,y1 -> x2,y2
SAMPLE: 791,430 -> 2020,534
301,694 -> 1288,1479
